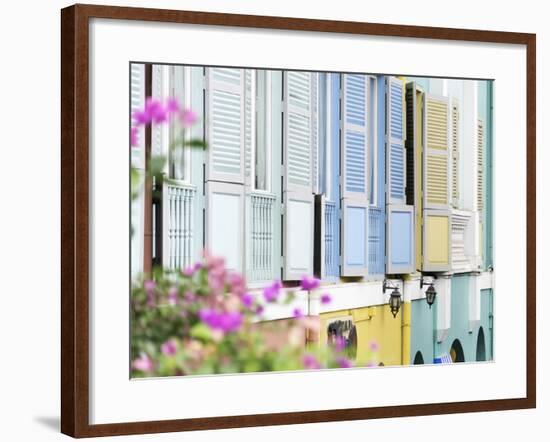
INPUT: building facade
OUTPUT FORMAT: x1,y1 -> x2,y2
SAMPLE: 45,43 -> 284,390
131,64 -> 494,366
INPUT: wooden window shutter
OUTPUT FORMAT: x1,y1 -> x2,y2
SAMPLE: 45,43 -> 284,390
424,94 -> 450,210
386,77 -> 407,205
205,68 -> 246,272
341,74 -> 369,277
477,119 -> 484,212
451,100 -> 460,208
282,71 -> 315,280
386,77 -> 414,274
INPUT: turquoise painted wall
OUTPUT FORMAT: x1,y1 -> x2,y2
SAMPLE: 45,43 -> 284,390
480,288 -> 494,360
434,274 -> 493,362
411,298 -> 435,364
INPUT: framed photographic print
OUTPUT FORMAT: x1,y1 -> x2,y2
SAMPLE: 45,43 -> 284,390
61,3 -> 536,438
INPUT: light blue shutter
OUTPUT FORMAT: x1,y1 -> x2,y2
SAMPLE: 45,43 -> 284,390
386,77 -> 414,274
205,68 -> 246,272
341,74 -> 369,277
283,71 -> 314,280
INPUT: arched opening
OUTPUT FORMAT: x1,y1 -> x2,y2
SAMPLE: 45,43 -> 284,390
450,339 -> 465,363
476,327 -> 487,362
413,351 -> 424,365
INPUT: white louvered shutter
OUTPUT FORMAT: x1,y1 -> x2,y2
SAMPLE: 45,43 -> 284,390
205,68 -> 246,272
340,74 -> 369,277
476,119 -> 484,212
283,71 -> 314,280
451,101 -> 460,208
386,77 -> 406,205
424,94 -> 451,209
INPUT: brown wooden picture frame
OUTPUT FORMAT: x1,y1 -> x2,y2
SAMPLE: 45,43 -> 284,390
61,3 -> 536,438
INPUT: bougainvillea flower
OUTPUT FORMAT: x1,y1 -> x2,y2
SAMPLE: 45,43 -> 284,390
132,110 -> 150,125
132,354 -> 153,372
228,272 -> 246,296
320,293 -> 332,305
165,97 -> 180,114
334,335 -> 346,352
241,293 -> 254,309
336,356 -> 354,368
179,109 -> 198,128
161,339 -> 178,356
369,340 -> 379,352
255,305 -> 265,315
302,354 -> 321,370
199,309 -> 243,333
263,280 -> 282,302
167,286 -> 178,306
293,308 -> 303,318
300,276 -> 320,291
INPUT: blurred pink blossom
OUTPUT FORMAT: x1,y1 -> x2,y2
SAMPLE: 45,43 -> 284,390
199,309 -> 243,333
161,339 -> 178,356
165,97 -> 180,114
263,280 -> 282,302
179,109 -> 198,128
132,354 -> 153,372
130,127 -> 139,147
302,354 -> 321,370
336,356 -> 354,368
320,293 -> 332,305
293,308 -> 303,318
167,286 -> 178,306
369,341 -> 379,352
241,293 -> 254,309
300,276 -> 320,291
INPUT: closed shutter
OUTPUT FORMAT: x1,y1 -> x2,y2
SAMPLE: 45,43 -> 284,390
283,71 -> 314,280
205,68 -> 246,272
423,208 -> 451,271
424,94 -> 450,209
452,100 -> 460,208
244,69 -> 255,186
386,77 -> 414,274
341,74 -> 369,276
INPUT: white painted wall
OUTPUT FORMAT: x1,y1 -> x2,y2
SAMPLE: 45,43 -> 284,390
0,1 -> 546,441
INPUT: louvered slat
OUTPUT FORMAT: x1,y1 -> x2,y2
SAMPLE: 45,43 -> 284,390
451,102 -> 460,208
477,119 -> 484,212
425,95 -> 450,208
207,67 -> 245,183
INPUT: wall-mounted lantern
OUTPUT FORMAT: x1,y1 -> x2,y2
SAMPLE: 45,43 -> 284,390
382,280 -> 402,318
420,277 -> 437,308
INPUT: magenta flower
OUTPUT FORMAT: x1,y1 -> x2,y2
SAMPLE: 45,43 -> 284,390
228,272 -> 246,296
199,309 -> 243,333
241,293 -> 254,309
161,339 -> 178,356
336,356 -> 354,368
320,293 -> 332,305
132,109 -> 150,125
132,354 -> 153,372
334,335 -> 346,352
182,262 -> 202,277
369,341 -> 379,352
165,97 -> 180,114
184,291 -> 196,303
255,305 -> 265,316
130,127 -> 139,147
300,276 -> 320,291
179,109 -> 198,128
302,354 -> 321,370
293,308 -> 303,318
144,280 -> 156,293
263,280 -> 282,302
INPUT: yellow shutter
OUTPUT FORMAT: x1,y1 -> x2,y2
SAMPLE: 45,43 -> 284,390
425,95 -> 449,208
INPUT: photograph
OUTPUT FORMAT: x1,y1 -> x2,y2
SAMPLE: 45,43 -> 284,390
129,64 -> 494,378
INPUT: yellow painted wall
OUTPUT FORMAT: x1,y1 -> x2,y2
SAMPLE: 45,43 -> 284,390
426,215 -> 449,265
320,306 -> 404,366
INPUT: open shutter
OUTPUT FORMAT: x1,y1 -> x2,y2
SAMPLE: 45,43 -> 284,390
405,81 -> 424,272
130,63 -> 145,278
386,77 -> 414,274
423,93 -> 451,272
387,77 -> 406,205
340,74 -> 369,277
476,119 -> 484,212
205,68 -> 246,272
424,94 -> 450,209
451,100 -> 460,208
283,71 -> 314,280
